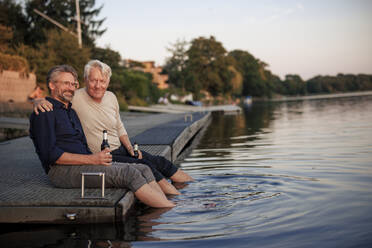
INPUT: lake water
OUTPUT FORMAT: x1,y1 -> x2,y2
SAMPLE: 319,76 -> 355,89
3,95 -> 372,247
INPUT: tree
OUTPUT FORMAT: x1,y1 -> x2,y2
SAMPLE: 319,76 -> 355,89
282,74 -> 305,95
25,0 -> 106,47
16,29 -> 91,85
229,50 -> 263,97
110,69 -> 160,106
263,70 -> 282,97
0,0 -> 28,46
0,24 -> 12,53
91,46 -> 122,70
164,39 -> 189,91
228,65 -> 243,96
306,74 -> 372,94
186,36 -> 234,97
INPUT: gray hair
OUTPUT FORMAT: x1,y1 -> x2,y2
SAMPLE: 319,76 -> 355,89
46,65 -> 78,93
84,60 -> 112,82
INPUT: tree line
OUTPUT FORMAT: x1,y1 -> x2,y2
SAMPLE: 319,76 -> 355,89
1,0 -> 371,108
164,37 -> 372,101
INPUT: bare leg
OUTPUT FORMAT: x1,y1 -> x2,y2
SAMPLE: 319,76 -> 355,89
170,169 -> 194,182
158,178 -> 180,195
149,180 -> 164,194
134,183 -> 175,208
173,182 -> 189,190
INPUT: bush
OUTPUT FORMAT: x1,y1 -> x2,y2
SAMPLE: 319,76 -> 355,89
116,93 -> 128,111
0,52 -> 29,73
127,96 -> 147,106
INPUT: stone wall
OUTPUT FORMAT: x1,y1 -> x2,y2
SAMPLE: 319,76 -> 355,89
0,70 -> 36,102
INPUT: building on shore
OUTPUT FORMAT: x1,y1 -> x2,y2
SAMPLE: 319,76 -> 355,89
123,59 -> 169,90
0,70 -> 37,102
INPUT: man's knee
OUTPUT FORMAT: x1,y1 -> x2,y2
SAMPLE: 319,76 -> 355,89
135,163 -> 155,182
114,165 -> 147,191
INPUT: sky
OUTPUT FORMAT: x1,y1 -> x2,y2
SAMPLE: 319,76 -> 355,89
94,0 -> 372,80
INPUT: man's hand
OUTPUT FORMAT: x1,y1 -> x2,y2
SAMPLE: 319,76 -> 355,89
128,149 -> 134,157
137,150 -> 143,159
91,148 -> 112,166
129,147 -> 143,159
33,98 -> 53,115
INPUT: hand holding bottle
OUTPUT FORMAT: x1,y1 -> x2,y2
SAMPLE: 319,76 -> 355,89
101,130 -> 110,151
132,142 -> 143,159
91,148 -> 112,166
133,142 -> 139,158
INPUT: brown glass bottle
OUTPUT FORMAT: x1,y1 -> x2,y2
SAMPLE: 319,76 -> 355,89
101,130 -> 110,150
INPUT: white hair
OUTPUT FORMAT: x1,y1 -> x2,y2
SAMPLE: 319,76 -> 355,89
84,60 -> 112,82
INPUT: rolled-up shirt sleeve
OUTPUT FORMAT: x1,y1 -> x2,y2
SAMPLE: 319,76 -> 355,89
30,111 -> 64,169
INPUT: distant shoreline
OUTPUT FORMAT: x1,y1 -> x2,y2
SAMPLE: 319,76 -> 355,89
255,91 -> 372,102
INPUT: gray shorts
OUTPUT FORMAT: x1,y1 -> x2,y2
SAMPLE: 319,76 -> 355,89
47,162 -> 155,192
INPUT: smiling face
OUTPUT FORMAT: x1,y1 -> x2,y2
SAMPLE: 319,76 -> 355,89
49,72 -> 78,105
85,67 -> 109,102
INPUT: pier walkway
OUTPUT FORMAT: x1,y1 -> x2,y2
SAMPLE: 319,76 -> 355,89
0,111 -> 211,224
128,103 -> 241,114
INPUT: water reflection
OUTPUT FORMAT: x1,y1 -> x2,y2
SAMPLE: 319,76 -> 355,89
2,223 -> 133,247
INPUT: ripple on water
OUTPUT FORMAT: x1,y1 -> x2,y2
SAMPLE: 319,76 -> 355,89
143,161 -> 307,240
133,98 -> 372,246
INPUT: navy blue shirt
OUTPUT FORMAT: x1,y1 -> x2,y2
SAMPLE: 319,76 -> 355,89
29,97 -> 91,173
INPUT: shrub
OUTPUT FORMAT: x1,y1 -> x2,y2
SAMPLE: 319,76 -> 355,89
0,52 -> 29,73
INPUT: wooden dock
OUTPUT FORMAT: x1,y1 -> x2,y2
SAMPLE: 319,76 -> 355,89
128,103 -> 241,114
0,111 -> 211,224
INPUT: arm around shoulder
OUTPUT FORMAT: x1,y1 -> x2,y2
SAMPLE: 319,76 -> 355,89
33,97 -> 53,115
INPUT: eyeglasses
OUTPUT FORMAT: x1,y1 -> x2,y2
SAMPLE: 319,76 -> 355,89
54,80 -> 79,88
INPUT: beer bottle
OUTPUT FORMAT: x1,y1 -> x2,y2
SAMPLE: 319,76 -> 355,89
133,142 -> 139,158
101,130 -> 110,151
